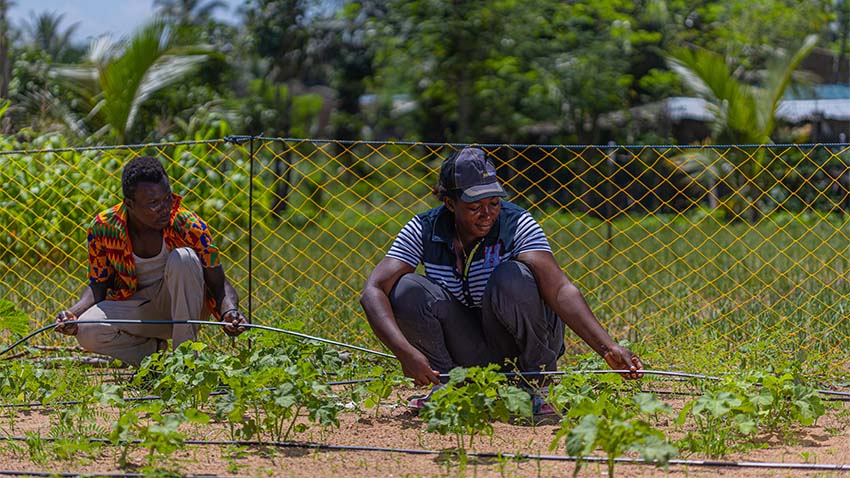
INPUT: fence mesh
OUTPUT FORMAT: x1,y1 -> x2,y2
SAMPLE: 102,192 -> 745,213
2,138 -> 850,369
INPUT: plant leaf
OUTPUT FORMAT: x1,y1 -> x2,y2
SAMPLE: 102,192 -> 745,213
0,299 -> 30,336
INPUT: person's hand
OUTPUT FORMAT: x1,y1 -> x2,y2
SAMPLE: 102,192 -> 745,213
54,310 -> 78,336
603,344 -> 644,379
221,308 -> 248,337
398,347 -> 440,387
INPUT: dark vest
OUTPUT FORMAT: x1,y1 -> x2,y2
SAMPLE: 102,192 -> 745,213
417,200 -> 527,306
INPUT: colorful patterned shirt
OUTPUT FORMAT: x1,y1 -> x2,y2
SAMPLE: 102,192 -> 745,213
87,193 -> 221,315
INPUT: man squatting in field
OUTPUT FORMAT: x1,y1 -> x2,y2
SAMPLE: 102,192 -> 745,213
360,147 -> 643,413
55,156 -> 248,366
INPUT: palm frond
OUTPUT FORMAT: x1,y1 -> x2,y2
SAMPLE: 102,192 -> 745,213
758,34 -> 818,137
54,18 -> 208,141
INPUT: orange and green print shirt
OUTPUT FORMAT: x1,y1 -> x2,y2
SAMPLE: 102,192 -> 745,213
87,194 -> 222,316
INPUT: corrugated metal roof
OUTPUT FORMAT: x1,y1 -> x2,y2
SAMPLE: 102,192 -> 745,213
776,98 -> 850,122
661,96 -> 850,123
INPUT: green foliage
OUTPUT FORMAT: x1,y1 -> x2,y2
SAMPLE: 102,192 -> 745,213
110,402 -> 198,467
0,299 -> 30,337
0,359 -> 93,405
676,364 -> 826,456
0,145 -> 122,263
681,0 -> 832,69
420,365 -> 531,451
207,333 -> 342,442
666,34 -> 817,222
361,365 -> 411,417
552,392 -> 676,478
135,341 -> 238,408
53,19 -> 209,142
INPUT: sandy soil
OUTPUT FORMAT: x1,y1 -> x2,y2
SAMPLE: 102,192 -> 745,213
0,385 -> 848,478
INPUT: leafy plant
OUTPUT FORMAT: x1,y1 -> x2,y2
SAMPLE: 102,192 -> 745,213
214,337 -> 341,442
361,365 -> 411,417
0,299 -> 30,337
53,18 -> 210,142
552,392 -> 676,478
677,366 -> 826,457
419,365 -> 531,452
110,402 -> 207,467
676,388 -> 755,457
134,341 -> 237,408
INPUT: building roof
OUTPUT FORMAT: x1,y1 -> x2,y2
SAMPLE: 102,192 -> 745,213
620,94 -> 850,125
776,98 -> 850,122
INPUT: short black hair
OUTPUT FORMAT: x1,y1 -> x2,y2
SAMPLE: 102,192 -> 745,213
122,156 -> 168,200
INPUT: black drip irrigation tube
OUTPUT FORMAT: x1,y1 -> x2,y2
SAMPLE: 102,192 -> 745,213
1,369 -> 848,410
0,379 -> 380,409
1,320 -> 849,407
0,471 -> 241,478
0,319 -> 394,359
1,435 -> 849,473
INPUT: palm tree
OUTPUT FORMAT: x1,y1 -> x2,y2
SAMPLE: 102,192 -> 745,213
665,34 -> 818,221
24,11 -> 81,62
153,0 -> 228,27
53,18 -> 209,142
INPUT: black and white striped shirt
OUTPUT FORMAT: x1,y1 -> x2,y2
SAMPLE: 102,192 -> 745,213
387,201 -> 551,308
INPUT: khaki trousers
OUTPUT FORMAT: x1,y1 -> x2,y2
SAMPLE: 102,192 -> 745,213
76,247 -> 208,366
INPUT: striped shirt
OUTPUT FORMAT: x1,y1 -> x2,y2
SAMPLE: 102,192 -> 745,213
387,201 -> 551,308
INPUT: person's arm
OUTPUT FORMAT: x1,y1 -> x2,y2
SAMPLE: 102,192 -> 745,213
203,265 -> 248,336
517,250 -> 643,379
55,282 -> 108,335
56,224 -> 110,336
360,257 -> 440,386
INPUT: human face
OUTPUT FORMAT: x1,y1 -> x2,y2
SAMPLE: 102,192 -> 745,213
446,196 -> 501,242
125,179 -> 173,231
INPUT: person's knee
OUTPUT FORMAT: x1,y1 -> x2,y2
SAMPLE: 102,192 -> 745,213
389,273 -> 431,317
390,273 -> 428,308
75,323 -> 111,352
487,260 -> 539,301
167,247 -> 201,270
165,248 -> 203,285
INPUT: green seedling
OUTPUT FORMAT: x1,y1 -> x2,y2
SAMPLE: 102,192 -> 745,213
419,365 -> 531,452
676,388 -> 755,457
110,402 -> 206,467
216,343 -> 340,442
135,341 -> 238,408
362,365 -> 411,417
552,392 -> 676,478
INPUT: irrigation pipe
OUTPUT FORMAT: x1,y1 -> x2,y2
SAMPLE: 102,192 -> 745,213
2,370 -> 847,411
487,370 -> 850,400
0,471 -> 240,478
1,435 -> 849,472
0,319 -> 394,359
0,379 -> 379,409
493,369 -> 721,381
2,323 -> 848,402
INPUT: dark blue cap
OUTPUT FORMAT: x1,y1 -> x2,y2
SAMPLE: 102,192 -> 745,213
439,148 -> 506,202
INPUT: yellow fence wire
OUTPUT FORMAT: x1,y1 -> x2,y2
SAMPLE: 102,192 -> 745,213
2,138 -> 850,368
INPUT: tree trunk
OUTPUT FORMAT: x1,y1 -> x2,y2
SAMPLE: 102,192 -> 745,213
273,89 -> 293,216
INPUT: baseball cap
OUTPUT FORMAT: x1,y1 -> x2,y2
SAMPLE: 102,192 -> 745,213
439,148 -> 507,202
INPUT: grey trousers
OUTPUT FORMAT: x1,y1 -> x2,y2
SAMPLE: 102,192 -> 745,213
75,247 -> 207,366
389,260 -> 565,374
